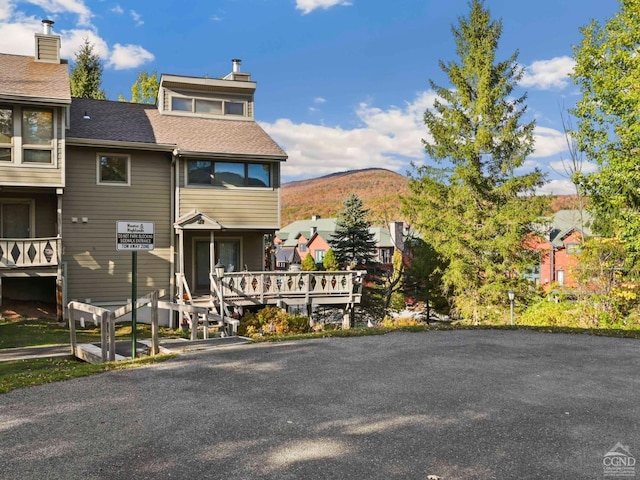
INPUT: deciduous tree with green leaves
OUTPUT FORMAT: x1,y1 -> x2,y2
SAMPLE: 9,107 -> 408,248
131,70 -> 159,104
572,0 -> 640,255
70,39 -> 106,99
330,193 -> 376,269
402,0 -> 545,323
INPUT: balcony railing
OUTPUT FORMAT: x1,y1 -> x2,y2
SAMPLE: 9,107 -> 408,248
212,270 -> 366,305
0,237 -> 59,268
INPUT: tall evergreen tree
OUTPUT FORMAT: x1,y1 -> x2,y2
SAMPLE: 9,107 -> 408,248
330,194 -> 377,269
402,0 -> 545,323
70,39 -> 106,99
572,0 -> 640,256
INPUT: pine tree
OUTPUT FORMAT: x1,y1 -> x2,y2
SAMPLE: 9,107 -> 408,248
402,0 -> 545,323
301,252 -> 317,271
330,194 -> 377,269
322,248 -> 339,271
70,39 -> 106,99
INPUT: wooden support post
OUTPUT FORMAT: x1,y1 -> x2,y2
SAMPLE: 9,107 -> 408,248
68,302 -> 76,356
342,304 -> 352,330
108,311 -> 116,361
150,290 -> 159,355
97,313 -> 107,362
190,312 -> 198,341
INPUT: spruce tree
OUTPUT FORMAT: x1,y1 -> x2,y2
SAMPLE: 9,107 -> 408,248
70,39 -> 106,99
330,194 -> 376,269
402,0 -> 545,323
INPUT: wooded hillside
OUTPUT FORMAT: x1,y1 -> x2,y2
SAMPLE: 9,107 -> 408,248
281,168 -> 410,226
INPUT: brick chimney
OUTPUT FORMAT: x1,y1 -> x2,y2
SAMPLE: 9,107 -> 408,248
35,19 -> 61,64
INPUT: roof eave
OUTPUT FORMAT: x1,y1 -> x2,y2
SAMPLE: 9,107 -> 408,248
175,150 -> 287,161
66,137 -> 176,152
0,94 -> 71,105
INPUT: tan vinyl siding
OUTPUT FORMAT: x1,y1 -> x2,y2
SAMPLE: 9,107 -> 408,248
0,165 -> 63,186
35,35 -> 61,64
180,187 -> 279,228
63,147 -> 171,303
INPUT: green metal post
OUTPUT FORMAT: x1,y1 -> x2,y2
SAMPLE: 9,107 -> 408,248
132,251 -> 137,359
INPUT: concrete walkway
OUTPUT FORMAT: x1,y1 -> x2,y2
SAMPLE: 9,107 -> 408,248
0,344 -> 70,362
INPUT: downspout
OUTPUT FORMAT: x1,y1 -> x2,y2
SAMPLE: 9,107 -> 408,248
169,149 -> 179,327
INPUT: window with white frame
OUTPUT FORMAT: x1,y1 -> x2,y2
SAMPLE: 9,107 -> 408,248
22,108 -> 53,164
187,159 -> 271,187
170,95 -> 247,118
314,249 -> 326,263
0,107 -> 12,162
97,154 -> 130,185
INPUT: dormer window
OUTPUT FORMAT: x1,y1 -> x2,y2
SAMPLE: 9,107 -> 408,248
170,95 -> 247,118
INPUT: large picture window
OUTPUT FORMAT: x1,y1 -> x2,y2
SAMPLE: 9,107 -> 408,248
187,160 -> 271,187
97,154 -> 130,185
22,108 -> 53,163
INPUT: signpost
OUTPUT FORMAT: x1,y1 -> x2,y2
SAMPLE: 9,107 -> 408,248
117,221 -> 154,359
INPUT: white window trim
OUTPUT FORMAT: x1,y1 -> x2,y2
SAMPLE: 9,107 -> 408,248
0,106 -> 58,168
192,236 -> 243,291
184,159 -> 273,189
96,153 -> 131,186
169,94 -> 248,119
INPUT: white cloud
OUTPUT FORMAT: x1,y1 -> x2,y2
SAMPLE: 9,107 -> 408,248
111,5 -> 123,14
520,56 -> 576,90
314,97 -> 326,104
130,9 -> 143,27
262,91 -> 435,180
107,43 -> 154,70
0,16 -> 39,55
27,0 -> 92,26
548,159 -> 598,175
295,0 -> 352,15
59,28 -> 109,60
536,179 -> 578,196
531,126 -> 567,158
0,0 -> 14,21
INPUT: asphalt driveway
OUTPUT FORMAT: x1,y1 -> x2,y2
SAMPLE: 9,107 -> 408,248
1,330 -> 638,479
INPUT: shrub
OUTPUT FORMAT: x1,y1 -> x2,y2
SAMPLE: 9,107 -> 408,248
380,315 -> 424,328
238,306 -> 311,338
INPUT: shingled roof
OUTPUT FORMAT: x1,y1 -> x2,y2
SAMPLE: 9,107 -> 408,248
67,97 -> 287,158
0,53 -> 70,103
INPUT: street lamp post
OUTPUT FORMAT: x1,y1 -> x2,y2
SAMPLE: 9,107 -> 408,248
508,290 -> 515,326
214,261 -> 225,333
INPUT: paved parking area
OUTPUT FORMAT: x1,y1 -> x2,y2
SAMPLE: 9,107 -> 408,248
1,330 -> 639,479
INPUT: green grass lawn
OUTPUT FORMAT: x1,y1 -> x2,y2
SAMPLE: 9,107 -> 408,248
0,316 -> 181,394
0,355 -> 177,394
0,317 -> 181,349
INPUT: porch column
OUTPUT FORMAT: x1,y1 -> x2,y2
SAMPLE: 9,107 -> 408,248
56,188 -> 63,322
177,228 -> 184,300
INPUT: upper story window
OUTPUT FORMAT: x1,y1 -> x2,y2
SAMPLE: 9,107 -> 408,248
171,95 -> 247,118
22,108 -> 53,163
187,160 -> 271,187
97,154 -> 130,185
0,107 -> 12,162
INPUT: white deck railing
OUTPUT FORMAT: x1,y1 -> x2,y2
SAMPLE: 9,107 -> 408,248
0,237 -> 59,268
214,270 -> 366,304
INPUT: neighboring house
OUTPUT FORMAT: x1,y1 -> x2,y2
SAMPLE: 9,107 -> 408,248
274,215 -> 405,270
528,209 -> 593,288
0,21 -> 287,321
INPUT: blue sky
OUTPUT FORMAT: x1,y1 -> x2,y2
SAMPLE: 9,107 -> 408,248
0,0 -> 622,193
